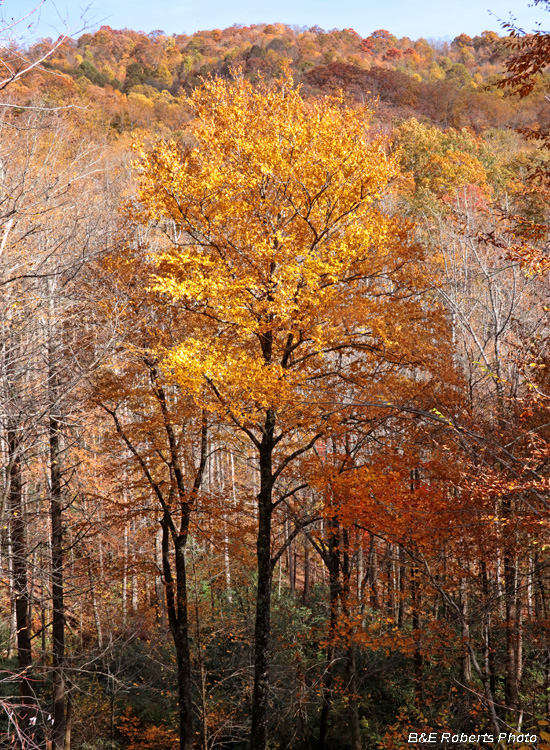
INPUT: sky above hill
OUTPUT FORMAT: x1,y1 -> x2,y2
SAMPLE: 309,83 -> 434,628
10,0 -> 548,41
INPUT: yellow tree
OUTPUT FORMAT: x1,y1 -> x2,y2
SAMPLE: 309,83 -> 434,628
132,71 -> 444,750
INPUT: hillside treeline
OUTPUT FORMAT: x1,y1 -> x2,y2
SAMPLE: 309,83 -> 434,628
11,23 -> 550,133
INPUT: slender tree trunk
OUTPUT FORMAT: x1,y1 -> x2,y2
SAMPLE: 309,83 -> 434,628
460,578 -> 471,683
122,524 -> 128,626
317,512 -> 340,750
504,555 -> 520,717
250,409 -> 275,750
346,645 -> 361,750
409,470 -> 423,708
411,560 -> 423,709
8,423 -> 33,707
303,535 -> 310,605
88,559 -> 103,648
357,540 -> 364,604
162,517 -> 193,750
64,692 -> 72,750
7,522 -> 16,660
50,408 -> 66,750
503,498 -> 519,719
398,544 -> 406,628
367,533 -> 379,611
342,527 -> 361,750
131,516 -> 138,613
480,561 -> 496,700
191,543 -> 209,750
155,529 -> 166,627
287,517 -> 295,597
385,542 -> 393,619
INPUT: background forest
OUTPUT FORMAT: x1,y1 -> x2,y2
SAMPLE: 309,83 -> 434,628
2,7 -> 550,750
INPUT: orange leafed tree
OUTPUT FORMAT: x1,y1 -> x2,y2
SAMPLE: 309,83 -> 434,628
132,70 -> 445,750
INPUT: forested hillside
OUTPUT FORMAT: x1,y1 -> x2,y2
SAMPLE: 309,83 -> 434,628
2,12 -> 550,750
11,23 -> 550,132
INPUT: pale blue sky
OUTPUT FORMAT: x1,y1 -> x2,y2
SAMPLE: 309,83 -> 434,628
9,0 -> 549,41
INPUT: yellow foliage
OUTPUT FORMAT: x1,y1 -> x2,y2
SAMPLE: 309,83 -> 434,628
128,92 -> 155,109
132,70 -> 445,433
396,117 -> 490,198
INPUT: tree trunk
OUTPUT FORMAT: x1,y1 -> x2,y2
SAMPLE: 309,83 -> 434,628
480,561 -> 496,700
88,559 -> 103,648
48,348 -> 65,750
64,692 -> 72,750
398,544 -> 406,628
8,423 -> 33,708
460,578 -> 471,684
303,535 -> 310,605
411,560 -> 423,709
317,512 -> 340,750
50,409 -> 66,750
286,517 -> 295,597
504,550 -> 519,718
503,495 -> 519,720
250,409 -> 275,750
155,529 -> 166,627
162,517 -> 193,750
342,527 -> 361,750
367,533 -> 379,611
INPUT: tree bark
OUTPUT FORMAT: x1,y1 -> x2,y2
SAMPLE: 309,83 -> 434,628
398,544 -> 406,628
480,561 -> 496,700
250,408 -> 275,750
162,517 -> 193,750
50,409 -> 66,750
504,550 -> 519,717
303,535 -> 310,605
342,527 -> 361,750
64,692 -> 72,750
8,423 -> 33,708
502,497 -> 520,720
411,560 -> 423,709
460,578 -> 471,684
317,511 -> 340,750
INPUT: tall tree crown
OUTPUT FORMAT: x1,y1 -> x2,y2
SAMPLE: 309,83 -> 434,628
133,72 -> 436,431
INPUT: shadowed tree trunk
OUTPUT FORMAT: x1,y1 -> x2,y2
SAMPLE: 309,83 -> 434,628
8,422 -> 33,709
316,511 -> 340,750
342,527 -> 361,750
250,409 -> 276,750
50,403 -> 65,749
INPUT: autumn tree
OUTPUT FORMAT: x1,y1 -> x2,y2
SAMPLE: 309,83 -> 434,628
91,239 -> 209,750
131,70 -> 446,750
